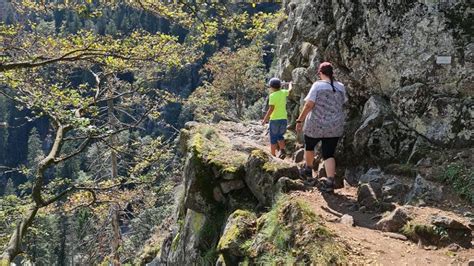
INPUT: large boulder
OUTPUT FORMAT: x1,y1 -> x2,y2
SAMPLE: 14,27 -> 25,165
244,150 -> 299,206
353,96 -> 392,152
275,0 -> 472,166
406,174 -> 444,204
161,210 -> 208,265
401,214 -> 472,248
217,210 -> 257,265
353,96 -> 417,164
376,206 -> 413,232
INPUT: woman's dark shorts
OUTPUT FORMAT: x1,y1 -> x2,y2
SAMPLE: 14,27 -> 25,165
304,135 -> 339,160
269,119 -> 287,145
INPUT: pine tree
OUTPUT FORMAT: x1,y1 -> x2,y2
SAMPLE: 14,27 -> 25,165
4,178 -> 16,196
105,21 -> 118,36
27,127 -> 44,179
0,95 -> 9,164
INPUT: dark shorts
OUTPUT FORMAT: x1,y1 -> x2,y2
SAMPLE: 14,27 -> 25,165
269,119 -> 287,145
304,135 -> 339,160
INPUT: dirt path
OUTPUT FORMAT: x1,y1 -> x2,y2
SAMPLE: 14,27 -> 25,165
290,187 -> 474,265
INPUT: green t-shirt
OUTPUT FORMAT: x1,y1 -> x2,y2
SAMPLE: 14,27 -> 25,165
269,89 -> 289,120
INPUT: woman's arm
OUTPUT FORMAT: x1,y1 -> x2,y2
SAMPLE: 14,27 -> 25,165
296,101 -> 315,132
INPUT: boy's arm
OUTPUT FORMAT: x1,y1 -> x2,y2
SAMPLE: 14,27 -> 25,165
287,82 -> 293,93
262,105 -> 274,124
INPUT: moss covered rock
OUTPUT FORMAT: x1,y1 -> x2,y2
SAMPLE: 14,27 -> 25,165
217,210 -> 257,264
246,196 -> 347,264
244,149 -> 299,206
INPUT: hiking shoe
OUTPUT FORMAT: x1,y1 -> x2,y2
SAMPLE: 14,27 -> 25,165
319,177 -> 335,193
299,166 -> 312,179
278,149 -> 286,159
303,178 -> 318,187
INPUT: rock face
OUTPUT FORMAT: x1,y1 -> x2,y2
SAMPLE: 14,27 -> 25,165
276,1 -> 473,165
158,122 -> 341,264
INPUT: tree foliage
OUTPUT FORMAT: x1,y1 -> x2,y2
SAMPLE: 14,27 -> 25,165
0,1 -> 284,264
188,46 -> 266,121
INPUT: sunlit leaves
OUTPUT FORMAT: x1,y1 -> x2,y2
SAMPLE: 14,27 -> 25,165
187,45 -> 266,121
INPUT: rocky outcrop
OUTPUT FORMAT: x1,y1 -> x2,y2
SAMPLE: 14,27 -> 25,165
157,122 -> 343,265
276,1 -> 473,167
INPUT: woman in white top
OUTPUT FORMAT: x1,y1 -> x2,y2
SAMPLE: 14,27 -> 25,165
296,62 -> 347,192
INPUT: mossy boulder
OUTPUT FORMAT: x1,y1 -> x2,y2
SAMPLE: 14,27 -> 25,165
183,127 -> 249,214
400,215 -> 472,248
244,149 -> 299,206
245,197 -> 347,264
217,210 -> 257,265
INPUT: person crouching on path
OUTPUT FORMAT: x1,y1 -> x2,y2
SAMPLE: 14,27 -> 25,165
296,62 -> 347,193
262,78 -> 292,159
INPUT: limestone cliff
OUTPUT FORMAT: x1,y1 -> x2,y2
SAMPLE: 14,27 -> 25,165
276,0 -> 472,167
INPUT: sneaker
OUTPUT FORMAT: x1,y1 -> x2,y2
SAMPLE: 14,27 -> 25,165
319,177 -> 335,193
299,165 -> 313,179
278,149 -> 286,159
303,178 -> 318,187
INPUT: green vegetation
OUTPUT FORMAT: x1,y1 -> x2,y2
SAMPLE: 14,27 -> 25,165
228,196 -> 347,265
0,1 -> 281,264
190,127 -> 248,178
436,162 -> 474,204
400,222 -> 449,245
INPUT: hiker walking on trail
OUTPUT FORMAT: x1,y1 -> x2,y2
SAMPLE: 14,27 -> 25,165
296,62 -> 347,193
262,78 -> 292,159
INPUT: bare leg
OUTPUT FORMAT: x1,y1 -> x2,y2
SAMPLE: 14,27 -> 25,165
277,140 -> 286,151
305,150 -> 314,169
270,144 -> 277,156
324,157 -> 336,177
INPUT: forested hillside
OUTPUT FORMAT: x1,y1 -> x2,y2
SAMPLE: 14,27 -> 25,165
0,1 -> 281,264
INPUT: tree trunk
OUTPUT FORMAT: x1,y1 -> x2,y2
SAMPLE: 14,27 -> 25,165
107,91 -> 118,179
58,214 -> 67,266
110,205 -> 122,265
2,125 -> 68,263
1,206 -> 39,264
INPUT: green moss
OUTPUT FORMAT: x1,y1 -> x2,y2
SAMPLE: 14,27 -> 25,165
171,232 -> 181,251
251,149 -> 268,160
190,211 -> 206,233
241,257 -> 250,266
217,210 -> 256,253
252,196 -> 345,265
197,247 -> 219,265
0,259 -> 10,266
436,162 -> 474,204
190,127 -> 248,179
401,222 -> 435,240
136,244 -> 161,265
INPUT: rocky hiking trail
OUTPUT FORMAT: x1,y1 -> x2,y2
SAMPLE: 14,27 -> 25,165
291,189 -> 473,265
215,121 -> 474,265
157,121 -> 473,265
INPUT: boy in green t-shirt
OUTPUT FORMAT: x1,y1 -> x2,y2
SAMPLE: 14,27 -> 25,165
262,78 -> 292,159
